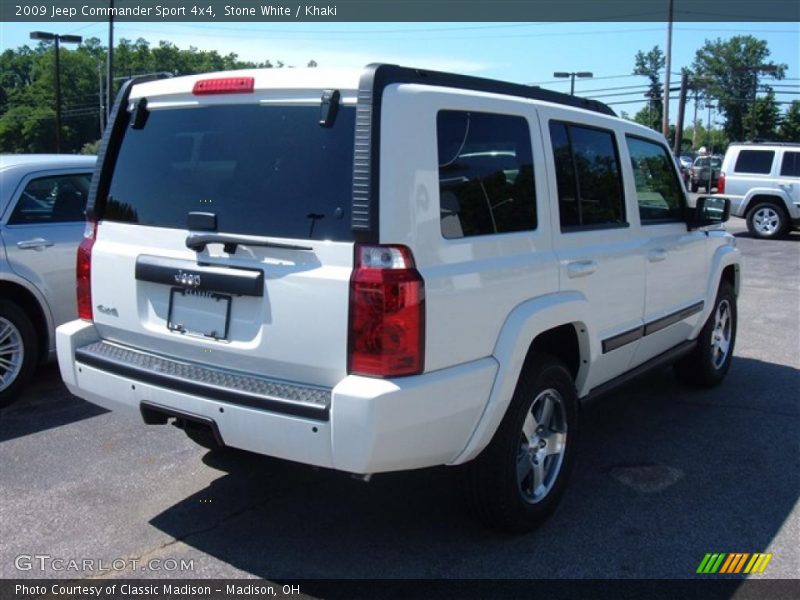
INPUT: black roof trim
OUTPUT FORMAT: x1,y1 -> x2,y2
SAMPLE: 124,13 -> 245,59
729,141 -> 800,148
370,64 -> 615,117
87,73 -> 171,221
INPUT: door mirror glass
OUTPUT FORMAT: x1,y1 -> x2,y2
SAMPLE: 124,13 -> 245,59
690,196 -> 730,228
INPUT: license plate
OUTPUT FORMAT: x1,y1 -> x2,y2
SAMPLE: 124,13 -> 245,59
167,288 -> 231,340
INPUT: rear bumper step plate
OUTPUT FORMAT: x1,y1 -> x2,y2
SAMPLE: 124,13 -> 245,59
75,341 -> 331,421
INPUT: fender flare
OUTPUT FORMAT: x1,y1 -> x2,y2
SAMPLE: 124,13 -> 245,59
450,291 -> 593,465
741,188 -> 792,217
690,243 -> 741,340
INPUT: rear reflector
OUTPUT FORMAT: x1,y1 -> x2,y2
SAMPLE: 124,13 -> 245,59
193,77 -> 255,95
77,221 -> 97,321
348,245 -> 425,378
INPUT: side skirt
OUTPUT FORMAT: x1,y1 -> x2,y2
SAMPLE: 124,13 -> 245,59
581,339 -> 697,407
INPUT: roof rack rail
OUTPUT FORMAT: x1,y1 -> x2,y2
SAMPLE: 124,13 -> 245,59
733,141 -> 800,147
365,64 -> 616,117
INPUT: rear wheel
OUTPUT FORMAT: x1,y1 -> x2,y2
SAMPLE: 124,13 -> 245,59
674,281 -> 737,388
746,202 -> 788,239
464,353 -> 578,532
0,300 -> 38,409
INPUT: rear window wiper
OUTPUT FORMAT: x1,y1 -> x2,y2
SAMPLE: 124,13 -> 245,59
186,233 -> 312,253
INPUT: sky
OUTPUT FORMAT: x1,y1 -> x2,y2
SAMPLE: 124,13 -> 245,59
1,20 -> 798,125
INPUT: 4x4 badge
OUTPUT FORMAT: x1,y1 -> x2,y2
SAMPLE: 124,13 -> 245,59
174,270 -> 201,287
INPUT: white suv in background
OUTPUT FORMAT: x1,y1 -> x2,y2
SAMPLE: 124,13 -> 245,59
56,65 -> 740,532
717,142 -> 800,238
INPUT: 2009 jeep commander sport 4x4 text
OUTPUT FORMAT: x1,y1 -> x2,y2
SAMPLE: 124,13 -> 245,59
58,65 -> 740,531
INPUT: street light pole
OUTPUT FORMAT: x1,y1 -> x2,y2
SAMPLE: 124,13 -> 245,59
107,0 -> 115,121
553,71 -> 594,96
30,31 -> 82,153
54,35 -> 61,152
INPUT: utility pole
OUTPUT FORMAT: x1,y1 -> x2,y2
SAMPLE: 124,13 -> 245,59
692,90 -> 699,149
662,0 -> 674,139
706,102 -> 714,191
107,0 -> 115,120
673,71 -> 689,156
97,61 -> 105,137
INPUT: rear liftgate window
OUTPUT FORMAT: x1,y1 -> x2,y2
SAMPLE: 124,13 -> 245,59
105,104 -> 356,241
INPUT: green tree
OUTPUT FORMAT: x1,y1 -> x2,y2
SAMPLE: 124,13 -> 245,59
778,101 -> 800,142
0,38 -> 316,153
632,45 -> 665,131
692,35 -> 785,142
749,90 -> 780,140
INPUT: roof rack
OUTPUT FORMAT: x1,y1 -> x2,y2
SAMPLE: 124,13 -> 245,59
365,64 -> 616,117
732,141 -> 800,147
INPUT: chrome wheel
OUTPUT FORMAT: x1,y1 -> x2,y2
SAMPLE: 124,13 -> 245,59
0,317 -> 24,393
710,299 -> 732,370
517,388 -> 567,504
752,207 -> 781,235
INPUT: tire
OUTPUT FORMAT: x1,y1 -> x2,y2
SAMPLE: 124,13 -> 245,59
0,300 -> 38,409
463,353 -> 579,533
690,181 -> 699,193
674,281 -> 737,388
746,202 -> 788,239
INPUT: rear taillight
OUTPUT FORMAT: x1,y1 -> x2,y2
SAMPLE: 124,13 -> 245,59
348,244 -> 425,377
76,221 -> 96,321
192,77 -> 254,95
717,171 -> 726,194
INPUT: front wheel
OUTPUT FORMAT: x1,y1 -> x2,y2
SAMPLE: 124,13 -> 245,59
464,353 -> 578,532
674,281 -> 737,388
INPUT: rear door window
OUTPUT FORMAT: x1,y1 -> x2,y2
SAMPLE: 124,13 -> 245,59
8,173 -> 91,224
105,104 -> 356,241
549,121 -> 626,229
734,150 -> 775,174
437,110 -> 536,239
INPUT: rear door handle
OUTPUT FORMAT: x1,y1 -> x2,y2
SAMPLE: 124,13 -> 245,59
567,260 -> 597,278
648,248 -> 668,263
17,238 -> 54,250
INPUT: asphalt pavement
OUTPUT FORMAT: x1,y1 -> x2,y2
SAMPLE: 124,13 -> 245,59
1,217 -> 798,583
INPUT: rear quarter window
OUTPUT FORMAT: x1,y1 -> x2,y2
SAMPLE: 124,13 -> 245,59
437,110 -> 537,239
734,150 -> 775,175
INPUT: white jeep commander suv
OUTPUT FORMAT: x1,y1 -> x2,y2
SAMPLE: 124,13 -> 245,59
57,65 -> 741,531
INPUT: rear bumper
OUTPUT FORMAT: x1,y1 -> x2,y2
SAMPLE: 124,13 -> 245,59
57,320 -> 497,474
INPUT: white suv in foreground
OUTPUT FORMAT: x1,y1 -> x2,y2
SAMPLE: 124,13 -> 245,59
57,65 -> 740,531
717,142 -> 800,238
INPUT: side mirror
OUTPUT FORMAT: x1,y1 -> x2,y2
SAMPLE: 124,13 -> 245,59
689,196 -> 730,229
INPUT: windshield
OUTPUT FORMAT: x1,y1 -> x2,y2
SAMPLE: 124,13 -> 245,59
105,104 -> 356,241
694,157 -> 722,168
